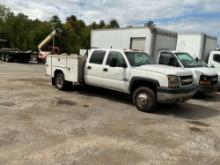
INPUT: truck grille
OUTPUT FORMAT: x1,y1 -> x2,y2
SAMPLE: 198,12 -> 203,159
180,75 -> 193,86
200,75 -> 218,85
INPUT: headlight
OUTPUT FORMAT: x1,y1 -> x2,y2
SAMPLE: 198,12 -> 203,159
168,75 -> 180,88
199,75 -> 217,85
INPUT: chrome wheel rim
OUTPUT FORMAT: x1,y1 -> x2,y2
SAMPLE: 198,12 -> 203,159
137,93 -> 149,107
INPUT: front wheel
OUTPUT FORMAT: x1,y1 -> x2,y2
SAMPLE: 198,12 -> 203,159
133,87 -> 156,112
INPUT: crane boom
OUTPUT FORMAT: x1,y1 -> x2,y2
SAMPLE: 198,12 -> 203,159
38,30 -> 57,51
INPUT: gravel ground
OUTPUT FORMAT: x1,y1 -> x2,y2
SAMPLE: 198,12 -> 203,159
0,62 -> 220,165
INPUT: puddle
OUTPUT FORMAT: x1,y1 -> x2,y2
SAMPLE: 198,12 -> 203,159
83,104 -> 90,108
189,127 -> 203,132
0,102 -> 15,107
52,98 -> 77,106
186,120 -> 210,127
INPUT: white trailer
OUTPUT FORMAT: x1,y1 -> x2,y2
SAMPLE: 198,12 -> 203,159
91,27 -> 177,61
176,33 -> 218,62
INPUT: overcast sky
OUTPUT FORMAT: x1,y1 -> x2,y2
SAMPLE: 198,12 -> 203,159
1,0 -> 220,44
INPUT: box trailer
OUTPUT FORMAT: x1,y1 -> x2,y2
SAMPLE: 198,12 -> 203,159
176,33 -> 218,62
91,27 -> 177,61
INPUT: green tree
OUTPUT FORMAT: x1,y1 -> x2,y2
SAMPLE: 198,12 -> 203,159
108,19 -> 120,28
90,21 -> 98,29
99,20 -> 106,28
145,20 -> 156,29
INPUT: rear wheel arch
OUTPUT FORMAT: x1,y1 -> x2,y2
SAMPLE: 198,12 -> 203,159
54,70 -> 64,78
54,70 -> 72,90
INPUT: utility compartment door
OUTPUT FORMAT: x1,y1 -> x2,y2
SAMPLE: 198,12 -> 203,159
130,37 -> 146,51
46,55 -> 52,76
66,57 -> 79,82
51,56 -> 67,67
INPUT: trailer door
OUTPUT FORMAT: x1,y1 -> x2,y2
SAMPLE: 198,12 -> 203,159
130,37 -> 146,51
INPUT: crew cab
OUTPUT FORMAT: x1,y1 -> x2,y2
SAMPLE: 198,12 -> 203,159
157,50 -> 220,93
46,49 -> 197,112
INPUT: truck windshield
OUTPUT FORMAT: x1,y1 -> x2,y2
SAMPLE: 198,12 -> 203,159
125,52 -> 155,67
176,53 -> 200,68
197,59 -> 208,67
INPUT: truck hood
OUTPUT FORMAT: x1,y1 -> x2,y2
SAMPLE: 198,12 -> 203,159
135,64 -> 192,76
189,67 -> 217,76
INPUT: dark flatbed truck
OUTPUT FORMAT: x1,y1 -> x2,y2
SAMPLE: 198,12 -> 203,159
0,39 -> 32,63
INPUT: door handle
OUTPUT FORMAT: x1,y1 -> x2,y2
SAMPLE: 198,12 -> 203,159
103,68 -> 108,72
87,66 -> 92,70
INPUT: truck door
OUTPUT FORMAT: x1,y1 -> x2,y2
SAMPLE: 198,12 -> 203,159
102,51 -> 130,92
84,50 -> 106,86
211,54 -> 220,69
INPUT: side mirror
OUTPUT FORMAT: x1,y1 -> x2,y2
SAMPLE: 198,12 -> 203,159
122,63 -> 127,68
109,58 -> 117,67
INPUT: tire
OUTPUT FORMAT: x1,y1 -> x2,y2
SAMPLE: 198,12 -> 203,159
133,87 -> 156,112
5,54 -> 10,62
55,73 -> 72,90
2,55 -> 6,61
52,78 -> 55,86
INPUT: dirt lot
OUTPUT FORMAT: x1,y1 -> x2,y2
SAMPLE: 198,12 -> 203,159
0,62 -> 220,165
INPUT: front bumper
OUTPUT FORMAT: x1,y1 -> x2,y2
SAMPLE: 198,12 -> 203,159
198,82 -> 220,93
157,85 -> 197,103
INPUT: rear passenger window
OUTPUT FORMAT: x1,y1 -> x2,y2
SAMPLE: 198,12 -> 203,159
89,50 -> 106,64
213,54 -> 220,63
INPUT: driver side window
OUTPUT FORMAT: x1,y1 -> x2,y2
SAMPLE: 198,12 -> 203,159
106,51 -> 127,67
213,54 -> 220,63
159,53 -> 179,67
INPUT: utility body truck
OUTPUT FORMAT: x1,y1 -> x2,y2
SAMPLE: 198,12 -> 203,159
47,49 -> 196,112
156,50 -> 220,93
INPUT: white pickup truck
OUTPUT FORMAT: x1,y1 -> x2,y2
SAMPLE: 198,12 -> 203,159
157,50 -> 220,93
46,49 -> 197,112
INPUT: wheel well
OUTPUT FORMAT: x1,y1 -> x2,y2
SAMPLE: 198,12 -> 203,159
54,70 -> 64,77
130,80 -> 157,94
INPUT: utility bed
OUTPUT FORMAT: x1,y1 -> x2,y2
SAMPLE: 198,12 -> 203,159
46,54 -> 85,83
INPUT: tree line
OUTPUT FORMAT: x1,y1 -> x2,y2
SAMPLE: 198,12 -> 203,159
0,4 -> 120,53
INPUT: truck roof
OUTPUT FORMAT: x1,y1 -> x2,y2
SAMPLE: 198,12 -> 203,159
158,50 -> 188,54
